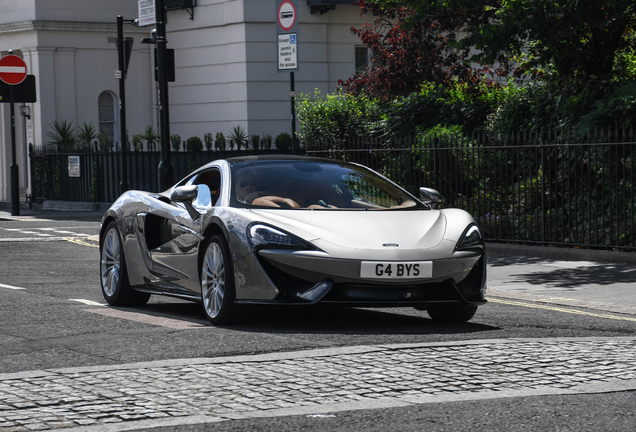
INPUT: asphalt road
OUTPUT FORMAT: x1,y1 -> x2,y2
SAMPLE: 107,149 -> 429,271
1,215 -> 635,431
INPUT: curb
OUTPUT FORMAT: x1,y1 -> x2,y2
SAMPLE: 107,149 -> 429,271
487,242 -> 636,264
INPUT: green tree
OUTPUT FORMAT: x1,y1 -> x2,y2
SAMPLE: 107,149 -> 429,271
370,0 -> 635,79
340,1 -> 500,100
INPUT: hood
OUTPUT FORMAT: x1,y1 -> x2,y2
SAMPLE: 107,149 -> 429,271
250,209 -> 446,250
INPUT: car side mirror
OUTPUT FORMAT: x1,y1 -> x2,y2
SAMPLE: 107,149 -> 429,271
171,185 -> 203,219
419,187 -> 443,209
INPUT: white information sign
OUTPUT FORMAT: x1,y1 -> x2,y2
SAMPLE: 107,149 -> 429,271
138,0 -> 156,27
68,156 -> 80,178
278,33 -> 297,71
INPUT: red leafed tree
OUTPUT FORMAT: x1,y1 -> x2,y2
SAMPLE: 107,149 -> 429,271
339,1 -> 505,101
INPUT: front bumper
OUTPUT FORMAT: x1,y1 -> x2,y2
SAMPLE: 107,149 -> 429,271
235,248 -> 487,307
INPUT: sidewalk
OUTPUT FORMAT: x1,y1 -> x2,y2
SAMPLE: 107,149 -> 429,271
1,337 -> 635,431
486,244 -> 636,316
0,203 -> 106,222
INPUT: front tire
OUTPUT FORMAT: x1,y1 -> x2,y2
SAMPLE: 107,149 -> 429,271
100,221 -> 150,307
427,305 -> 478,322
200,234 -> 245,325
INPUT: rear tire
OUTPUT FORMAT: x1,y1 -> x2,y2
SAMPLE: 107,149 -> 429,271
200,234 -> 246,325
427,305 -> 477,322
100,221 -> 150,307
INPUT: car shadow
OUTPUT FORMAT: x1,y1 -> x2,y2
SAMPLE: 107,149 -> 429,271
489,256 -> 636,289
135,301 -> 500,335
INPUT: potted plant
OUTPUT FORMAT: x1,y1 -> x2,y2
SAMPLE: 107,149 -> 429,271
170,134 -> 182,151
228,125 -> 247,150
275,132 -> 292,152
45,120 -> 77,152
139,125 -> 160,151
215,132 -> 226,150
204,133 -> 214,151
76,122 -> 98,151
186,136 -> 203,152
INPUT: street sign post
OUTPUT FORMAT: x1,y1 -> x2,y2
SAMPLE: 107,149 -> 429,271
0,54 -> 30,216
276,0 -> 299,154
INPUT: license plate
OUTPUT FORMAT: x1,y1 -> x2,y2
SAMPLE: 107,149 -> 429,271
360,261 -> 432,279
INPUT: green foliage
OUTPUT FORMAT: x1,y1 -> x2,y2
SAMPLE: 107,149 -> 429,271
54,159 -> 61,199
297,90 -> 384,141
299,81 -> 508,140
90,159 -> 101,202
97,129 -> 113,152
215,132 -> 226,150
250,134 -> 261,150
46,120 -> 77,152
373,0 -> 636,80
204,133 -> 214,151
186,136 -> 203,152
228,125 -> 248,150
488,76 -> 636,132
138,126 -> 160,151
170,134 -> 181,151
132,134 -> 143,151
261,133 -> 272,150
576,82 -> 636,129
275,132 -> 292,151
76,122 -> 98,150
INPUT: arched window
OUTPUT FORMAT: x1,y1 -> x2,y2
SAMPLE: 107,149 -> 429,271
98,91 -> 117,145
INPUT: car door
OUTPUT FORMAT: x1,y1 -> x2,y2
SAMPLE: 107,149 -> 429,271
144,169 -> 219,294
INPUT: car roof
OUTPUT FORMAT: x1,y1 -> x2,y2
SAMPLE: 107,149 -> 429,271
224,154 -> 342,165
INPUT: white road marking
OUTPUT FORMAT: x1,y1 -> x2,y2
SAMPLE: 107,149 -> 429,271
0,283 -> 26,290
1,227 -> 94,238
70,299 -> 105,306
0,237 -> 86,242
84,308 -> 208,330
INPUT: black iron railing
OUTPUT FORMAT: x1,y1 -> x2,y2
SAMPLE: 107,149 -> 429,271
29,147 -> 284,204
306,126 -> 636,251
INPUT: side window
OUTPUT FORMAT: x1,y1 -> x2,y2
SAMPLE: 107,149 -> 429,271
188,169 -> 221,207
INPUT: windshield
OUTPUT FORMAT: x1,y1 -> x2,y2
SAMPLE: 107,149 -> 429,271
230,161 -> 424,210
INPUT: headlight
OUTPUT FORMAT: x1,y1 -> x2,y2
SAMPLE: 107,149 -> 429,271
456,224 -> 483,250
248,224 -> 310,250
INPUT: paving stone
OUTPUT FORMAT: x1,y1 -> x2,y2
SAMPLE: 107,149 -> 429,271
1,338 -> 636,429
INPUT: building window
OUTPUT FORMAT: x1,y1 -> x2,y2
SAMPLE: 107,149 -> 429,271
98,91 -> 117,145
355,46 -> 370,74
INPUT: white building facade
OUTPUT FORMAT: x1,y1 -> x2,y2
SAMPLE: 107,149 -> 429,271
0,0 -> 366,204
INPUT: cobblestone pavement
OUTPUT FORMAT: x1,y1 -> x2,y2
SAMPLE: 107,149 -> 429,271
1,337 -> 636,431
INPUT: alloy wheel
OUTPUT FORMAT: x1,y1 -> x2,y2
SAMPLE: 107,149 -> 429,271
202,241 -> 225,319
101,227 -> 121,297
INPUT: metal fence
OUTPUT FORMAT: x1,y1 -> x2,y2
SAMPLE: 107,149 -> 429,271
29,146 -> 284,204
306,126 -> 636,251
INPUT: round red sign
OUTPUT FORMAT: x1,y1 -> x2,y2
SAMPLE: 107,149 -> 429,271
0,54 -> 28,85
277,0 -> 297,32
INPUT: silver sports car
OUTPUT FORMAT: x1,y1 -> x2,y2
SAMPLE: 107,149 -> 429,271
100,155 -> 486,325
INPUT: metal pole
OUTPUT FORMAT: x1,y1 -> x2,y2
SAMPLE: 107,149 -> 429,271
9,85 -> 20,216
290,71 -> 296,155
155,0 -> 174,191
117,15 -> 129,194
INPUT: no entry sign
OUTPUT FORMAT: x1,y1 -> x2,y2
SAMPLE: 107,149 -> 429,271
0,55 -> 27,85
